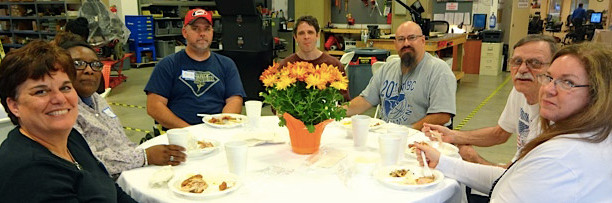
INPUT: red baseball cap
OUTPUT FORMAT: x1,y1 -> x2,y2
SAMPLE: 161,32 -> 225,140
184,9 -> 212,26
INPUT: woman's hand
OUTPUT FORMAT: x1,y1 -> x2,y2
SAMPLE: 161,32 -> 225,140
422,123 -> 458,143
146,145 -> 187,166
414,142 -> 441,169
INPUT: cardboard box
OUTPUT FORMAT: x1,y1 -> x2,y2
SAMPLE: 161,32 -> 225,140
10,5 -> 26,16
16,21 -> 33,30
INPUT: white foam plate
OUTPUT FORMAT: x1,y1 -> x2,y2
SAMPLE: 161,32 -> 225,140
373,164 -> 444,190
168,171 -> 241,199
202,113 -> 248,128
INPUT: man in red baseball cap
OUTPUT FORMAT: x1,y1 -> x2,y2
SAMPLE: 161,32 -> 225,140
184,8 -> 213,26
145,8 -> 246,130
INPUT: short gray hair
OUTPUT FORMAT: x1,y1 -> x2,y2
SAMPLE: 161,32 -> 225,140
513,34 -> 558,56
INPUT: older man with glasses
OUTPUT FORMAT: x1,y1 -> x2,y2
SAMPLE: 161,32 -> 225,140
346,21 -> 456,130
424,35 -> 557,167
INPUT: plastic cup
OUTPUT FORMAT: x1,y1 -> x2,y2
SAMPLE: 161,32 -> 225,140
225,141 -> 248,176
387,127 -> 410,161
378,133 -> 402,166
245,100 -> 263,128
166,128 -> 190,148
351,115 -> 370,150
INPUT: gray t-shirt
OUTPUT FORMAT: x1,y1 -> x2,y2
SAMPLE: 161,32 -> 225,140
360,52 -> 456,125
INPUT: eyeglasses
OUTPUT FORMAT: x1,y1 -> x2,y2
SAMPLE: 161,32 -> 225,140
395,35 -> 423,42
508,58 -> 549,70
74,60 -> 104,72
536,74 -> 589,91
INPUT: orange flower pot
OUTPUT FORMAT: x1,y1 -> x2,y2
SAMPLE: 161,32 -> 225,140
283,113 -> 333,154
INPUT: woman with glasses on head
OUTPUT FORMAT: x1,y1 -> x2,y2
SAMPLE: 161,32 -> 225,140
0,40 -> 136,202
417,43 -> 612,202
55,33 -> 186,179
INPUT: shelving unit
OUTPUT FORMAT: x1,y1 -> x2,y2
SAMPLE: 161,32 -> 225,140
0,0 -> 81,52
137,0 -> 219,58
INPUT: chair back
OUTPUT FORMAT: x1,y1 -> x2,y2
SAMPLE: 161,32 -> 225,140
429,21 -> 450,33
340,51 -> 355,65
386,54 -> 399,62
371,61 -> 385,75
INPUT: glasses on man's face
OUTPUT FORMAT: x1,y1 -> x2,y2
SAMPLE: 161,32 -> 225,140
508,58 -> 549,70
536,74 -> 590,91
395,34 -> 423,42
74,60 -> 104,72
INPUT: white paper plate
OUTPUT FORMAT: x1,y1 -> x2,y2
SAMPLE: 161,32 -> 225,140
338,117 -> 386,130
168,171 -> 241,199
405,141 -> 460,159
186,139 -> 220,158
202,113 -> 248,128
373,165 -> 444,190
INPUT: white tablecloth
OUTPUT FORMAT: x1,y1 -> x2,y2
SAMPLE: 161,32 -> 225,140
117,116 -> 465,203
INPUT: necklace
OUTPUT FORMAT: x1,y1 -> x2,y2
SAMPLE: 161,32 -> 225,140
67,149 -> 82,170
20,128 -> 82,170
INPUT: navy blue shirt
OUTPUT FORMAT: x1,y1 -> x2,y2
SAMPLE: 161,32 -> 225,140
572,7 -> 586,21
144,50 -> 246,125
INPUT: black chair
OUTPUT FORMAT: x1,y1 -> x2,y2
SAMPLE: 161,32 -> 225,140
528,16 -> 544,34
429,20 -> 450,34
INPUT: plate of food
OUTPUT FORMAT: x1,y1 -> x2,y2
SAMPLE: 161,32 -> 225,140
168,171 -> 241,199
373,164 -> 444,190
339,117 -> 386,130
406,141 -> 460,159
186,139 -> 220,158
202,113 -> 248,128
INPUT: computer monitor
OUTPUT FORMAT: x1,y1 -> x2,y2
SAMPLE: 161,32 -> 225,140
473,14 -> 487,31
590,12 -> 602,23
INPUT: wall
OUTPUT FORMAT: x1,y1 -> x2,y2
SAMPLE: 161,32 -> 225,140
330,0 -> 388,24
110,0 -> 139,22
588,0 -> 609,11
432,1 -> 473,32
502,0 -> 530,58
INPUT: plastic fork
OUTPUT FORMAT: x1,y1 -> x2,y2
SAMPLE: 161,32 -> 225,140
420,151 -> 434,177
429,130 -> 442,148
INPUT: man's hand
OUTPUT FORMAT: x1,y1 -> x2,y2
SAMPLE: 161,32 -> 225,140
422,123 -> 458,143
146,144 -> 187,166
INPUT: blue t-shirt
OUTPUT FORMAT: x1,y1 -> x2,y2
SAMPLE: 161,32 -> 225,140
144,50 -> 246,125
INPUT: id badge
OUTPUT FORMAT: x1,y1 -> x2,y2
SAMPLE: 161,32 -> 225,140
181,70 -> 195,81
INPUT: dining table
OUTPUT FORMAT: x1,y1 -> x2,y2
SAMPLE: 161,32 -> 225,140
117,116 -> 466,202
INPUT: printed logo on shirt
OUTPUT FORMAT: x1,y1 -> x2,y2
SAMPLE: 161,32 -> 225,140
179,70 -> 220,97
517,107 -> 531,150
380,79 -> 416,124
102,107 -> 117,118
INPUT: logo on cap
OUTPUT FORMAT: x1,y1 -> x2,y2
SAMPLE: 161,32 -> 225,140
184,9 -> 213,26
192,9 -> 207,17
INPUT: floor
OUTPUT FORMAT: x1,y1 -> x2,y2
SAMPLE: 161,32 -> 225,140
103,66 -> 516,164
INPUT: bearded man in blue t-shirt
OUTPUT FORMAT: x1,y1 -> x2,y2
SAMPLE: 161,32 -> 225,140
145,9 -> 246,129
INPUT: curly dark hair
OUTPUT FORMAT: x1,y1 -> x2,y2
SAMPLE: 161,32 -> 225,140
293,15 -> 320,35
0,40 -> 76,125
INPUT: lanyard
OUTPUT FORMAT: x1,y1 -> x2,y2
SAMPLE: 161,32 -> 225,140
488,160 -> 517,197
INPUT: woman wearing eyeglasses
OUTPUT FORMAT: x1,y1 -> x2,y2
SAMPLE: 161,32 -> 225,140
0,40 -> 136,202
418,43 -> 612,202
55,33 -> 186,178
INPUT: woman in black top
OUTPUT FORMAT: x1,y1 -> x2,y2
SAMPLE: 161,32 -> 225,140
0,40 -> 135,202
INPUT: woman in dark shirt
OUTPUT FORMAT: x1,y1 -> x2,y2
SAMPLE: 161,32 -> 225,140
0,40 -> 135,202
